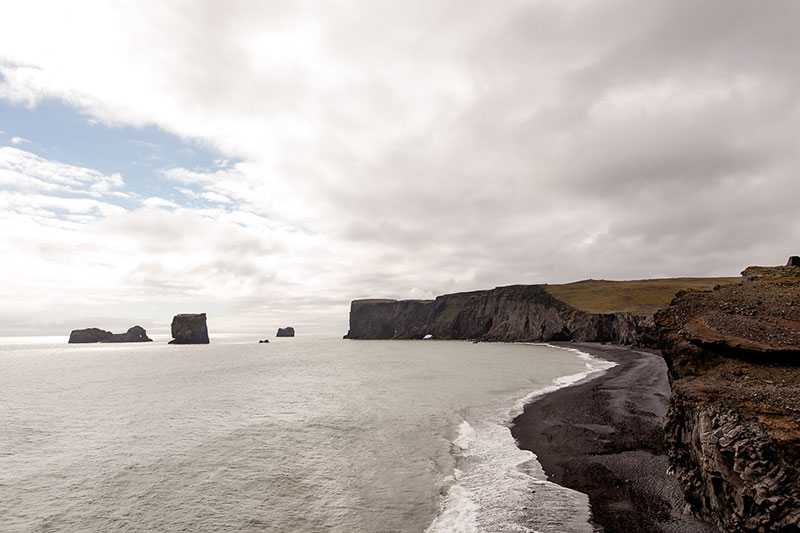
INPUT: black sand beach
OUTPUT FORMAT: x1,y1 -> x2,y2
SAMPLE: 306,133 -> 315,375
512,342 -> 717,533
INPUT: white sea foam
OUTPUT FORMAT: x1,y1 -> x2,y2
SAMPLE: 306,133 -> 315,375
453,420 -> 477,450
426,343 -> 615,533
425,483 -> 479,533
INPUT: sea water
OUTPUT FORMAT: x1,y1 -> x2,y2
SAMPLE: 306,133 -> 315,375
0,335 -> 613,532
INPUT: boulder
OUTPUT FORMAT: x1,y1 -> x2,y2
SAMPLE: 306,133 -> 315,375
276,327 -> 295,337
787,256 -> 800,267
69,325 -> 153,343
169,313 -> 209,344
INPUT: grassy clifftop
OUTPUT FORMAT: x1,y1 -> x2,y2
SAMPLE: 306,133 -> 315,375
545,277 -> 740,316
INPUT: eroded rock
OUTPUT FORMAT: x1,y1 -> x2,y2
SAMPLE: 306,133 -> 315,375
276,327 -> 295,337
169,313 -> 209,344
68,325 -> 152,343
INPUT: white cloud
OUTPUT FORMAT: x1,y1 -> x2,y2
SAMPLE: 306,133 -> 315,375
1,0 -> 800,334
10,136 -> 28,145
0,146 -> 126,198
142,196 -> 179,209
200,191 -> 231,204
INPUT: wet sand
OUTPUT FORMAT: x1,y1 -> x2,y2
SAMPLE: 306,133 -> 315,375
512,342 -> 717,533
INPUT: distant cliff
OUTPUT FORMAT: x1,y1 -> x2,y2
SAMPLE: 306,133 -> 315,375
344,285 -> 657,345
655,263 -> 800,531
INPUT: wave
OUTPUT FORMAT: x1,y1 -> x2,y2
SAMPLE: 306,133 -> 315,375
426,344 -> 616,533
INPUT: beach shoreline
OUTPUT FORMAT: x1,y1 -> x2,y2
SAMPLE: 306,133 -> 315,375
512,342 -> 717,533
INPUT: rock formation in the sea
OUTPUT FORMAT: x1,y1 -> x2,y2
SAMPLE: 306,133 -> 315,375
655,260 -> 800,531
68,325 -> 153,343
259,339 -> 270,343
343,285 -> 658,345
276,327 -> 295,337
169,313 -> 209,344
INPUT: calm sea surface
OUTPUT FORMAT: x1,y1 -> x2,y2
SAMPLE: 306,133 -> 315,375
0,335 -> 613,532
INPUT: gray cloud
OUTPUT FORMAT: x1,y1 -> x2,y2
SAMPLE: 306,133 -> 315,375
1,0 -> 799,333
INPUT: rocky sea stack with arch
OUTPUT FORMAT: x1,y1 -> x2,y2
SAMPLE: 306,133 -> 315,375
68,326 -> 153,343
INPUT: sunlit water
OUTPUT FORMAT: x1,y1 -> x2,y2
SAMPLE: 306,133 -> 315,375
0,335 -> 613,532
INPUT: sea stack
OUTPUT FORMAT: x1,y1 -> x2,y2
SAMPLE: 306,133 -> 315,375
68,325 -> 153,343
276,327 -> 295,337
169,313 -> 210,344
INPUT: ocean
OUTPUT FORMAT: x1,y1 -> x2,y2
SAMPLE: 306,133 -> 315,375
0,335 -> 614,532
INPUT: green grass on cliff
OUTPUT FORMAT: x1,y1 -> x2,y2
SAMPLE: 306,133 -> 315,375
545,277 -> 740,316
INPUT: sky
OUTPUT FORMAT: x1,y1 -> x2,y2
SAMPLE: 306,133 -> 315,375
1,0 -> 799,336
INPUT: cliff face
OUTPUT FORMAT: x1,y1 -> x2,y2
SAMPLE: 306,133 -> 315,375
656,267 -> 800,531
344,285 -> 657,345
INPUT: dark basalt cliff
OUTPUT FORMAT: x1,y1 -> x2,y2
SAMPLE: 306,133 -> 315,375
276,327 -> 295,337
68,325 -> 152,343
169,313 -> 209,344
655,264 -> 800,531
344,284 -> 657,345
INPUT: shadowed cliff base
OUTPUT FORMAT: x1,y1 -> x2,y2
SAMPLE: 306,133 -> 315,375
512,343 -> 717,533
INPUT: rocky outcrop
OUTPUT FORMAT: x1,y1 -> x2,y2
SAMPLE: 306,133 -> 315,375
344,285 -> 658,345
276,327 -> 295,337
68,325 -> 152,343
656,263 -> 800,531
169,313 -> 209,344
740,262 -> 800,283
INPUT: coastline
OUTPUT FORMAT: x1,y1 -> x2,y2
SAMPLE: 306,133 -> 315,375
512,342 -> 717,533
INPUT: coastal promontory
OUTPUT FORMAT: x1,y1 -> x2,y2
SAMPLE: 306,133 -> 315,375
343,278 -> 734,345
656,262 -> 800,531
169,313 -> 210,344
68,325 -> 153,343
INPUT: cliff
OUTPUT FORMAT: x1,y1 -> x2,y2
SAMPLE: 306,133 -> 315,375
169,313 -> 210,344
344,285 -> 658,345
68,325 -> 152,343
655,264 -> 800,531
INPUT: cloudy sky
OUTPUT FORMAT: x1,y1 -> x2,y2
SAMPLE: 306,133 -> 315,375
1,0 -> 798,336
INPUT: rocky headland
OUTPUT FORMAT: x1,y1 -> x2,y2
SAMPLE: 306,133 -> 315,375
68,325 -> 152,343
345,260 -> 800,531
169,313 -> 209,344
655,262 -> 800,531
344,284 -> 675,345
